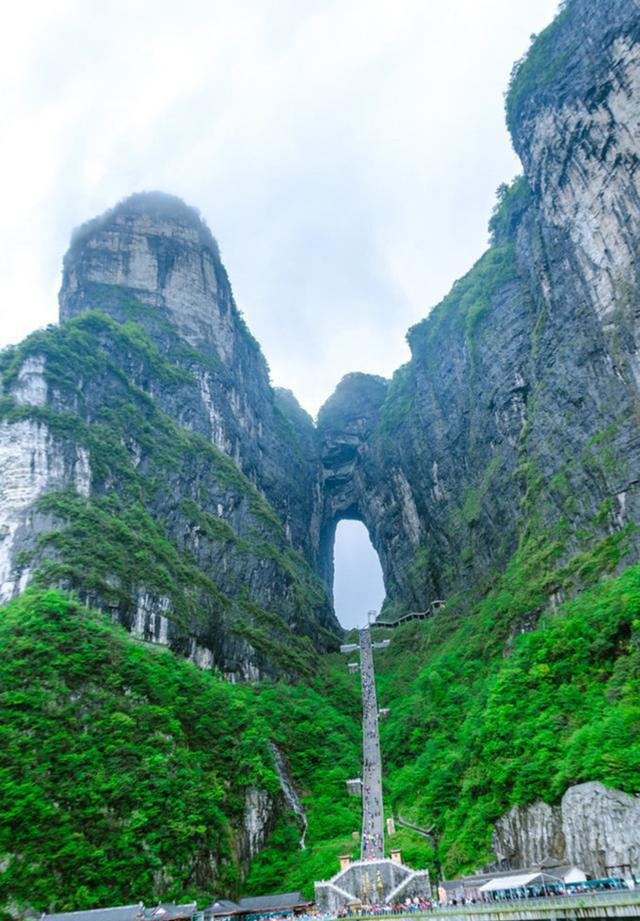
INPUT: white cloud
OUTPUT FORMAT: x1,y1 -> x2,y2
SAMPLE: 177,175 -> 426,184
0,0 -> 561,612
0,0 -> 559,417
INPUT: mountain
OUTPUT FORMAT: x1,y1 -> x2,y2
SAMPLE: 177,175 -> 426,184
0,192 -> 340,682
1,0 -> 640,914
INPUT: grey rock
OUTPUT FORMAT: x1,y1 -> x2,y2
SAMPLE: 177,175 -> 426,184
492,800 -> 565,869
562,782 -> 640,879
492,781 -> 640,879
240,786 -> 276,867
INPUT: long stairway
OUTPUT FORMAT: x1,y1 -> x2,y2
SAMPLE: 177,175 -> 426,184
314,624 -> 432,913
360,626 -> 384,859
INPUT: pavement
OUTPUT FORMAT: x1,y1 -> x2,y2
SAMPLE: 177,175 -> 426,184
360,626 -> 385,859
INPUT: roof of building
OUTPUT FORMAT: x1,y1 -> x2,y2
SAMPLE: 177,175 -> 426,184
441,864 -> 584,891
42,905 -> 143,921
206,902 -> 242,916
479,872 -> 561,892
143,905 -> 198,921
237,893 -> 310,912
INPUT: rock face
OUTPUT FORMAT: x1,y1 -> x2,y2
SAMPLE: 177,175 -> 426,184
61,194 -> 236,357
241,786 -> 276,867
491,799 -> 566,870
317,0 -> 640,616
59,192 -> 326,572
0,192 -> 340,679
492,782 -> 640,879
0,419 -> 91,600
561,783 -> 640,879
316,373 -> 390,591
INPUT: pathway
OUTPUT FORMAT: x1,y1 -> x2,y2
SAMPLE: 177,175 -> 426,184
360,626 -> 385,859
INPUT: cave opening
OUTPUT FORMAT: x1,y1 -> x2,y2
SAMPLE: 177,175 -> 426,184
333,519 -> 385,630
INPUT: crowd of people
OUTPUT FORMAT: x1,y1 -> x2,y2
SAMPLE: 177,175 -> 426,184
336,898 -> 434,916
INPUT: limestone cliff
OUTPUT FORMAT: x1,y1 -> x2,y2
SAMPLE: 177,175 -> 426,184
4,0 -> 640,659
0,192 -> 339,679
317,0 -> 640,618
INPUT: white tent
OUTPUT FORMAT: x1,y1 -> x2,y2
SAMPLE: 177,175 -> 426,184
479,872 -> 563,893
564,867 -> 587,884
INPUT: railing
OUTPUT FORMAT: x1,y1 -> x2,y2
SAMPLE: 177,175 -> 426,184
376,602 -> 446,630
347,887 -> 640,919
433,889 -> 640,911
394,816 -> 434,838
376,612 -> 429,629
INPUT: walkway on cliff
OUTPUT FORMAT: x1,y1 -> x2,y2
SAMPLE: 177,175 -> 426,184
359,626 -> 385,859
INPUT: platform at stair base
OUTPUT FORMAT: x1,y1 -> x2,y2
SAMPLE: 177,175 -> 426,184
314,858 -> 431,914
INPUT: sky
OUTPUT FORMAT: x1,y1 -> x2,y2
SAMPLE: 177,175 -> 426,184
0,0 -> 560,626
334,521 -> 386,629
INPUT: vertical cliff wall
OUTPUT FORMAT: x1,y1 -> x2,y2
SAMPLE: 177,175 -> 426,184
0,192 -> 340,679
317,0 -> 640,619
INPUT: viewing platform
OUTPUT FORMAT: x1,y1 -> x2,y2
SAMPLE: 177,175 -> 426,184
314,857 -> 431,915
340,643 -> 360,654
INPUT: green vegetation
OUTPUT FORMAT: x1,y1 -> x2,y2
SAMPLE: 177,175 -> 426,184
232,601 -> 319,679
2,532 -> 640,911
316,373 -> 388,432
0,310 -> 191,394
377,236 -> 521,448
33,489 -> 228,626
0,310 -> 332,674
0,310 -> 279,529
488,176 -> 531,245
2,186 -> 640,915
377,364 -> 415,439
0,592 -> 361,915
378,531 -> 640,875
461,456 -> 503,528
506,1 -> 574,135
243,660 -> 362,896
407,244 -> 518,370
0,591 -> 269,912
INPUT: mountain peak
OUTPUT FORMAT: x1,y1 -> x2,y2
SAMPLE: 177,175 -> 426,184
58,191 -> 239,358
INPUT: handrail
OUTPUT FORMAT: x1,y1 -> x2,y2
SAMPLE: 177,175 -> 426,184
395,816 -> 434,837
376,602 -> 446,630
345,888 -> 640,919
